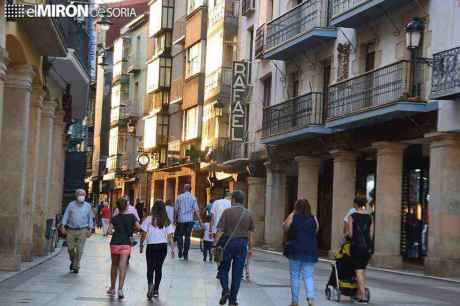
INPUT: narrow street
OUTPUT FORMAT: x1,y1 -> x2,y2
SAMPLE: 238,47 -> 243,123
0,235 -> 458,306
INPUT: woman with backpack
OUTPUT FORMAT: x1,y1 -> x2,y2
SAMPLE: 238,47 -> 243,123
140,200 -> 175,300
346,196 -> 373,304
282,199 -> 319,306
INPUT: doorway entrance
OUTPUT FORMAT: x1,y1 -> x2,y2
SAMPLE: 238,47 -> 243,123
317,159 -> 333,252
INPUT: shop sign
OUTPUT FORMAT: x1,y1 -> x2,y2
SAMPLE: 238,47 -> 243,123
231,61 -> 249,141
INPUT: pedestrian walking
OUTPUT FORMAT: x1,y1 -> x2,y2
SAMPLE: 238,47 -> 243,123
106,197 -> 140,299
175,184 -> 202,260
101,203 -> 111,236
346,196 -> 373,304
165,199 -> 175,225
140,200 -> 175,300
97,201 -> 104,230
215,190 -> 255,306
211,192 -> 232,234
283,199 -> 319,306
202,214 -> 213,262
135,199 -> 145,222
60,189 -> 94,274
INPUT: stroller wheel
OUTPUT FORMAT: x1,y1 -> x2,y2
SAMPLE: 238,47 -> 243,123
325,286 -> 332,300
365,288 -> 370,302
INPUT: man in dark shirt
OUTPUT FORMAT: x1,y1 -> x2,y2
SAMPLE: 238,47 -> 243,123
215,190 -> 255,306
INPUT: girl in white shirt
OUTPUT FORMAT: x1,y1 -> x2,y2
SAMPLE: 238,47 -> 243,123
140,200 -> 175,300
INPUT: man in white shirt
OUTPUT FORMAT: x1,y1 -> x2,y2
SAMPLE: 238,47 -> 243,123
211,192 -> 232,234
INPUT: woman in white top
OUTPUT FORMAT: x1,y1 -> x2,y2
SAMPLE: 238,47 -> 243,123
165,199 -> 175,225
140,200 -> 175,300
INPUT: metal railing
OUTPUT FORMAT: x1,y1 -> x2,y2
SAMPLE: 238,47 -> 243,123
262,92 -> 324,138
255,24 -> 265,58
327,60 -> 414,120
204,67 -> 233,99
265,0 -> 325,51
110,104 -> 140,125
431,46 -> 460,99
330,0 -> 371,20
106,154 -> 122,173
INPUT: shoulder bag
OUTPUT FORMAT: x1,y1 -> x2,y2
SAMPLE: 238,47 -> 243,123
214,208 -> 247,263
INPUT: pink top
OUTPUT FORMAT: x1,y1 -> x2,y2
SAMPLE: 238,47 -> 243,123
113,204 -> 140,222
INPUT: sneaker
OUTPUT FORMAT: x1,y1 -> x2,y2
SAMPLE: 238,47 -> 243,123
219,291 -> 229,305
355,299 -> 368,304
153,290 -> 159,298
72,268 -> 79,274
147,283 -> 154,300
118,289 -> 124,299
69,263 -> 73,272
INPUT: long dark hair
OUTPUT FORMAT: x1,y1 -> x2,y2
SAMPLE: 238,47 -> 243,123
294,198 -> 312,217
151,200 -> 170,229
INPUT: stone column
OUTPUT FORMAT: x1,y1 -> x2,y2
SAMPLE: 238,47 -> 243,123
264,162 -> 287,249
295,156 -> 321,215
20,86 -> 44,262
33,98 -> 57,256
49,109 -> 65,222
330,150 -> 356,256
425,133 -> 460,277
0,48 -> 7,144
247,177 -> 266,245
0,65 -> 34,271
372,142 -> 406,269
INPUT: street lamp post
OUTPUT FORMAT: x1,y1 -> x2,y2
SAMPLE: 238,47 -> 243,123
405,17 -> 424,98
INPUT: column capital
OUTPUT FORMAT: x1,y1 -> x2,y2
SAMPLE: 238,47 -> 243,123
295,156 -> 321,167
373,141 -> 407,156
42,99 -> 58,118
54,109 -> 66,127
31,85 -> 45,109
425,132 -> 460,149
330,150 -> 356,162
5,65 -> 35,91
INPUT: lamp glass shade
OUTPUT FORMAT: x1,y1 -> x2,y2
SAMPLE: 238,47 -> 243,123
406,31 -> 422,49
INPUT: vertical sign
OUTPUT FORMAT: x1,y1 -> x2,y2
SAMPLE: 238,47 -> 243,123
231,61 -> 248,141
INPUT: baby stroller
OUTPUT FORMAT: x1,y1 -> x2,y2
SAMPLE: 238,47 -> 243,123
325,240 -> 370,303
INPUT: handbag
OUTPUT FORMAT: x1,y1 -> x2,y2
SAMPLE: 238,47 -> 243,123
214,208 -> 247,263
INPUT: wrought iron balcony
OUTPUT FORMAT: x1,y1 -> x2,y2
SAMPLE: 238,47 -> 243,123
204,67 -> 232,101
255,24 -> 265,59
106,154 -> 123,174
262,92 -> 324,138
431,46 -> 460,100
326,60 -> 436,129
264,0 -> 335,60
329,0 -> 412,27
110,104 -> 140,126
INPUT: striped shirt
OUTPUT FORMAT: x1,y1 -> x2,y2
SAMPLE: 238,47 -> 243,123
175,192 -> 199,223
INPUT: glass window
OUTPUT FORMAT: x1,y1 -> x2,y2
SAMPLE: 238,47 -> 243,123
109,127 -> 119,156
184,106 -> 199,140
147,57 -> 172,93
111,84 -> 121,108
144,116 -> 158,149
263,76 -> 272,107
201,102 -> 217,148
186,42 -> 203,78
187,0 -> 206,15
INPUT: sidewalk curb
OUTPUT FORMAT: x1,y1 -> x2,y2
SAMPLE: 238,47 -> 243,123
0,244 -> 64,284
254,247 -> 460,284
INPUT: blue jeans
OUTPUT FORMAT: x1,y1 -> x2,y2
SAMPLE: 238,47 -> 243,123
176,222 -> 194,258
289,259 -> 316,303
218,238 -> 248,305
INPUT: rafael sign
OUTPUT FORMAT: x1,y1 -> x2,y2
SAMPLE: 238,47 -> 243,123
231,61 -> 249,141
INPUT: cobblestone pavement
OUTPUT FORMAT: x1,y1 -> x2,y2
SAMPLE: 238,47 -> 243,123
0,235 -> 458,306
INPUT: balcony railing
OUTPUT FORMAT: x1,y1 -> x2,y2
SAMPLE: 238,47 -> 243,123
262,92 -> 324,138
265,0 -> 326,51
327,60 -> 416,120
204,67 -> 232,100
106,154 -> 123,174
329,0 -> 370,20
431,46 -> 460,99
110,104 -> 140,125
241,0 -> 255,16
255,24 -> 266,59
